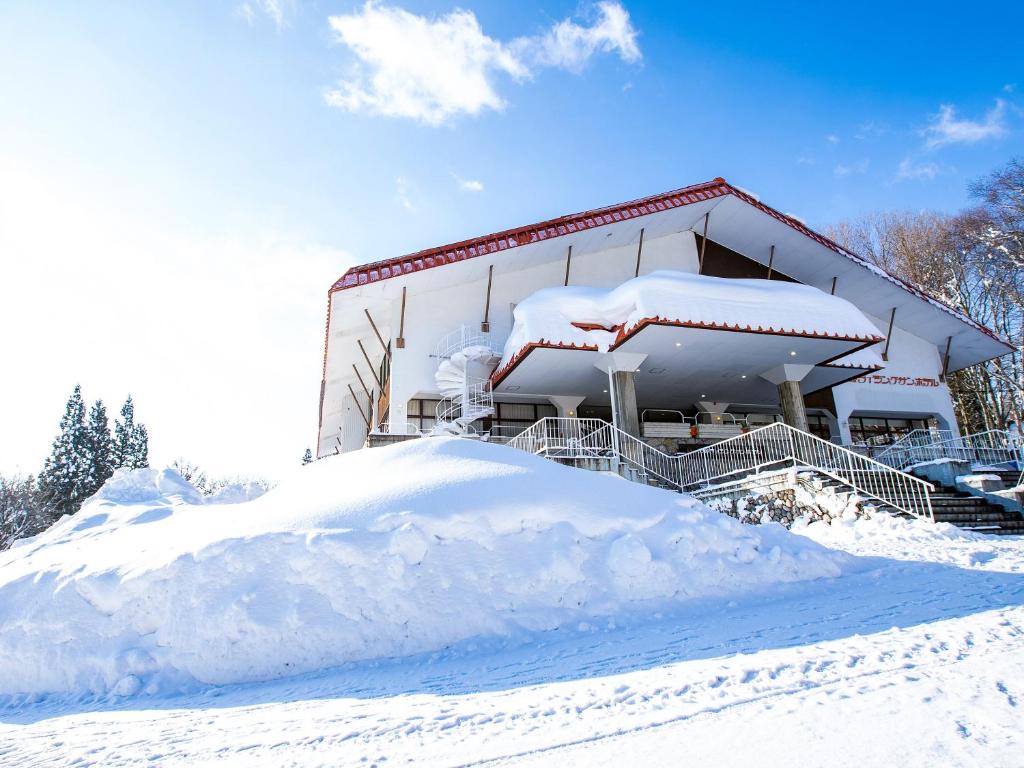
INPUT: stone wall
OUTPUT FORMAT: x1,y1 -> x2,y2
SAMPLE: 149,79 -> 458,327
702,471 -> 869,528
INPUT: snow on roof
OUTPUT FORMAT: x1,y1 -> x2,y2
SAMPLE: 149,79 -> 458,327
825,347 -> 885,370
0,438 -> 845,697
498,271 -> 884,369
325,178 -> 1002,350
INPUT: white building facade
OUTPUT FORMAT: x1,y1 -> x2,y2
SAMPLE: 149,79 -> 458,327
317,179 -> 1010,458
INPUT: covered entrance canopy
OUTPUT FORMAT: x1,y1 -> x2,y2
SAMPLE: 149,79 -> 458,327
491,271 -> 884,408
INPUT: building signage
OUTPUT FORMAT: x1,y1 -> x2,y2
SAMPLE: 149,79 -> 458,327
852,374 -> 941,388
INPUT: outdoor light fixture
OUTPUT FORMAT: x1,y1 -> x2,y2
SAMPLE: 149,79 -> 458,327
675,342 -> 681,347
741,374 -> 747,379
790,350 -> 797,356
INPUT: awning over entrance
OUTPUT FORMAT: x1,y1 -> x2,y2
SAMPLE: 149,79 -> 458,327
492,271 -> 884,404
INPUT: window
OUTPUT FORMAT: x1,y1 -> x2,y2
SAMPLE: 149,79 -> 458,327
482,402 -> 557,436
407,398 -> 442,431
848,416 -> 929,445
806,414 -> 832,441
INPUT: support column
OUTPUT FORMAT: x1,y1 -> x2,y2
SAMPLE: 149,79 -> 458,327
777,380 -> 809,433
595,352 -> 647,439
610,371 -> 641,438
760,363 -> 814,433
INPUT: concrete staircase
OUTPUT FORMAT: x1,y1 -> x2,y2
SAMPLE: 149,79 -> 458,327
821,471 -> 1024,535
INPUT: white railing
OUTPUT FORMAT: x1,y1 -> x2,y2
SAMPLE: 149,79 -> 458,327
676,422 -> 934,520
435,380 -> 493,426
507,418 -> 934,520
508,418 -> 617,460
876,428 -> 1023,470
433,325 -> 502,360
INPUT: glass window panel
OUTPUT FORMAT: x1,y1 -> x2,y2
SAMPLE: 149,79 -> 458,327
499,403 -> 535,421
407,399 -> 420,416
536,405 -> 557,418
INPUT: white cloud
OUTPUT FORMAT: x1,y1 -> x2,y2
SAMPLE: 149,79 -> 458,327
923,100 -> 1007,149
324,2 -> 641,125
395,176 -> 415,210
895,157 -> 942,181
796,155 -> 815,166
238,0 -> 294,29
833,159 -> 869,177
826,134 -> 840,144
527,1 -> 641,72
451,172 -> 484,193
1003,83 -> 1016,94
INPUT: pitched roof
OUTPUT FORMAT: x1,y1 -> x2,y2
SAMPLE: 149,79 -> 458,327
326,177 -> 1009,347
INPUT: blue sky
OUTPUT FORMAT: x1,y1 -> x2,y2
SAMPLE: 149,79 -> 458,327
1,1 -> 1021,478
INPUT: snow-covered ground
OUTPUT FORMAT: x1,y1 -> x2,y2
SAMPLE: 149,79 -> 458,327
2,440 -> 1023,766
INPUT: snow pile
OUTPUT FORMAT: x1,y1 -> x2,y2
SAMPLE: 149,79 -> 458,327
792,510 -> 982,563
0,438 -> 849,698
501,270 -> 882,365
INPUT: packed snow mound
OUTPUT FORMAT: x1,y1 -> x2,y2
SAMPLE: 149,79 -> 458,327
0,438 -> 848,698
501,270 -> 882,365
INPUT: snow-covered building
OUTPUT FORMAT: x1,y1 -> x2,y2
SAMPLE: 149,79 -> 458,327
317,178 -> 1012,457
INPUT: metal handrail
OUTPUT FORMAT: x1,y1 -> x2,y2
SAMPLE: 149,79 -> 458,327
677,422 -> 934,520
507,418 -> 934,520
876,428 -> 1023,470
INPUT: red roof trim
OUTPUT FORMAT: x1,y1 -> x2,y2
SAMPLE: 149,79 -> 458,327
490,318 -> 884,388
326,177 -> 1006,347
331,179 -> 733,293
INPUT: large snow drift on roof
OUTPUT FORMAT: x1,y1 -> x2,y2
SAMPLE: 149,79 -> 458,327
501,270 -> 882,365
0,438 -> 847,698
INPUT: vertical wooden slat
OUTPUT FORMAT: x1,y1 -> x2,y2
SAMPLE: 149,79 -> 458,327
482,265 -> 493,332
882,308 -> 897,361
940,336 -> 952,382
767,244 -> 775,280
634,228 -> 645,278
563,245 -> 573,286
698,213 -> 709,273
396,286 -> 406,349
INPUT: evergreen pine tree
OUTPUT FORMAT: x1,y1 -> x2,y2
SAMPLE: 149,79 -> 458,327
84,400 -> 114,496
113,396 -> 149,470
38,385 -> 90,517
131,423 -> 149,469
302,448 -> 313,465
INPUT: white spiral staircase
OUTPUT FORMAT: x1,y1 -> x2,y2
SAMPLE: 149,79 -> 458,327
432,326 -> 501,435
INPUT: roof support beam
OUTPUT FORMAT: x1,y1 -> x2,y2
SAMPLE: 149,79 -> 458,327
830,276 -> 838,295
352,364 -> 372,401
698,213 -> 709,273
882,308 -> 897,361
481,264 -> 494,332
634,228 -> 645,278
941,336 -> 952,382
563,245 -> 572,287
357,339 -> 383,388
396,286 -> 406,349
364,309 -> 390,360
347,384 -> 372,430
766,244 -> 775,280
